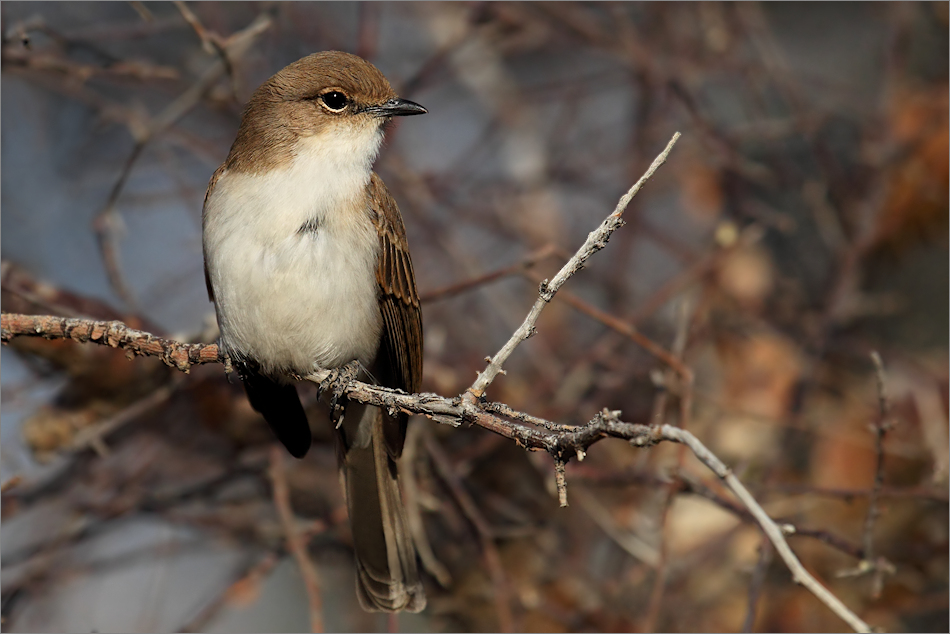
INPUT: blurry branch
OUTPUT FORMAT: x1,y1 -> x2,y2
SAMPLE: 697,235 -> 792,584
402,422 -> 453,587
573,485 -> 660,567
0,134 -> 873,632
179,551 -> 281,632
1,475 -> 23,494
269,447 -> 324,633
2,15 -> 44,48
2,260 -> 130,321
763,483 -> 948,504
571,466 -> 869,561
424,430 -> 515,632
92,9 -> 273,310
128,2 -> 154,22
419,244 -> 561,304
643,300 -> 693,633
742,538 -> 774,633
523,269 -> 692,379
70,382 -> 178,456
1,12 -> 177,80
173,0 -> 240,100
837,351 -> 897,598
2,48 -> 179,80
629,223 -> 764,324
865,351 -> 892,562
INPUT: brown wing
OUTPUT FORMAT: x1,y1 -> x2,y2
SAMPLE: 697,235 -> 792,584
202,164 -> 227,303
368,173 -> 423,458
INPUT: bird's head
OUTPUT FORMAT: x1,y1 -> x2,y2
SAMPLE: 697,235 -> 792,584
226,51 -> 426,173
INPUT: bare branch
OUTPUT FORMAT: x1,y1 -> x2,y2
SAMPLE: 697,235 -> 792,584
1,475 -> 23,494
402,421 -> 452,587
91,10 -> 273,309
419,244 -> 560,304
1,313 -> 222,372
269,447 -> 324,633
425,431 -> 514,632
865,350 -> 892,562
837,351 -> 896,597
742,538 -> 774,632
466,132 -> 681,398
658,424 -> 872,633
1,312 -> 873,632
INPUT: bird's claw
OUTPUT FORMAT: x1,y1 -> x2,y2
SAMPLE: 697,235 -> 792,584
320,360 -> 362,415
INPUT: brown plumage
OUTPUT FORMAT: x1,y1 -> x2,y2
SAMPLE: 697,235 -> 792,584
202,51 -> 426,612
341,173 -> 425,613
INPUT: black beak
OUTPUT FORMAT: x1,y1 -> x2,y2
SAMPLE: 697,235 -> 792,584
367,97 -> 427,117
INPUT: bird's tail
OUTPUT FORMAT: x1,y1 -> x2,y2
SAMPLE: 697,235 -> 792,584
338,403 -> 426,612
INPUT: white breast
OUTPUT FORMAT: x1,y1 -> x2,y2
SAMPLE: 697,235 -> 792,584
203,127 -> 385,376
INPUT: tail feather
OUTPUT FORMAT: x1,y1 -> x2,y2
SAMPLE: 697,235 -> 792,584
239,362 -> 311,458
340,405 -> 425,612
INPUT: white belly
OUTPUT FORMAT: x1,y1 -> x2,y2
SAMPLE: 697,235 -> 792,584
203,133 -> 384,376
210,214 -> 382,375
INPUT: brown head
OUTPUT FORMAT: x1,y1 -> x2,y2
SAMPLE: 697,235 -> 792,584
223,51 -> 426,173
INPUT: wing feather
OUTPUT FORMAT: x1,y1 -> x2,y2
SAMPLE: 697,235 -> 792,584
368,173 -> 423,457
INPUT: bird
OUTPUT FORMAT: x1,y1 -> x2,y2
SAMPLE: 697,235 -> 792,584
201,51 -> 427,612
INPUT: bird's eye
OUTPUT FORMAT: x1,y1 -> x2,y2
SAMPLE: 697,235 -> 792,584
320,91 -> 349,112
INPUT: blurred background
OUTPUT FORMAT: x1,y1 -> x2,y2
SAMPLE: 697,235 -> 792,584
1,2 -> 947,632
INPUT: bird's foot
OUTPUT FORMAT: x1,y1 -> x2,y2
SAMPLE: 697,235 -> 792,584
319,360 -> 362,417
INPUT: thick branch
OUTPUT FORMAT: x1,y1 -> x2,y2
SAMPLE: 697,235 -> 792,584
1,312 -> 222,372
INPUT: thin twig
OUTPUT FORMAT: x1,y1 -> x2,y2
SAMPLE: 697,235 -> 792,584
424,431 -> 514,632
837,351 -> 896,597
864,351 -> 891,561
659,424 -> 872,633
91,11 -> 272,309
742,538 -> 774,632
466,132 -> 680,398
643,300 -> 692,632
402,421 -> 452,587
419,244 -> 559,304
269,447 -> 323,633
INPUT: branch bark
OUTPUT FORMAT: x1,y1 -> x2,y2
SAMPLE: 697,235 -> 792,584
1,313 -> 222,371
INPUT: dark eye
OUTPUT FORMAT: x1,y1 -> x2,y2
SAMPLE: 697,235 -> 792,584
320,91 -> 348,112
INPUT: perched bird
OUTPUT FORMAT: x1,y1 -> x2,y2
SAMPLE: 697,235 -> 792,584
202,51 -> 426,612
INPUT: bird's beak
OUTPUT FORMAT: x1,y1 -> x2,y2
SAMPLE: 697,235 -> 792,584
366,98 -> 428,117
